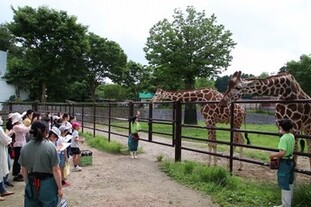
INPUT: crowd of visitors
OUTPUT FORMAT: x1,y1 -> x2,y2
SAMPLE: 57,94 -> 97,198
0,110 -> 83,206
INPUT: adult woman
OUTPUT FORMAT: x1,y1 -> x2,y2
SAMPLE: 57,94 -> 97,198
0,116 -> 14,201
270,119 -> 295,207
7,112 -> 30,182
128,111 -> 141,159
19,120 -> 63,207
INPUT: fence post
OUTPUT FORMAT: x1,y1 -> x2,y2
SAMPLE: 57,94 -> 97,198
108,103 -> 112,142
175,101 -> 182,162
81,104 -> 84,133
172,102 -> 176,146
93,103 -> 96,137
9,102 -> 12,112
148,102 -> 153,142
229,103 -> 235,175
32,101 -> 38,112
128,102 -> 134,136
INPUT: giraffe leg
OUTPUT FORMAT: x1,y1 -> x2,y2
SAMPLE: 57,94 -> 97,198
238,146 -> 243,171
207,124 -> 216,167
207,145 -> 212,167
307,138 -> 311,171
213,145 -> 217,166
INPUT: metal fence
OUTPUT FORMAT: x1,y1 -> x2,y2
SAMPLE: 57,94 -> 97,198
2,99 -> 310,176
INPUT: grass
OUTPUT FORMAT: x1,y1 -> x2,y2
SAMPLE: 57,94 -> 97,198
82,132 -> 126,154
161,160 -> 311,207
81,125 -> 310,207
108,120 -> 283,162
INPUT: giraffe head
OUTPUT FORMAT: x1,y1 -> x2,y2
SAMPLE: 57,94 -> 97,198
150,88 -> 165,103
219,71 -> 253,107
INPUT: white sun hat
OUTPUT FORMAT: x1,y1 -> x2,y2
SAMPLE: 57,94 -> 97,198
50,126 -> 61,138
11,112 -> 23,124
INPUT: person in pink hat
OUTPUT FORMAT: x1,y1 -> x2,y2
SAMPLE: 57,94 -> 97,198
71,122 -> 84,172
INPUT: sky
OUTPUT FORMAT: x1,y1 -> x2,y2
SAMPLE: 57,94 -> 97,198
1,0 -> 311,77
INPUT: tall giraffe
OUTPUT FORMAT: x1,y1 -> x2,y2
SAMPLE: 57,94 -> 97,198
219,71 -> 311,170
151,88 -> 249,170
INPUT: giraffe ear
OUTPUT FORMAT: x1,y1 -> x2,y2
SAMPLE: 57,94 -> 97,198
231,71 -> 241,83
237,71 -> 242,81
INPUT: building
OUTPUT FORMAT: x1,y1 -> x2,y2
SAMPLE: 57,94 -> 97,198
0,50 -> 28,109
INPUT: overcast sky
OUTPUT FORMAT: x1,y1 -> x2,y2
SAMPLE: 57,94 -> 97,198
1,0 -> 310,76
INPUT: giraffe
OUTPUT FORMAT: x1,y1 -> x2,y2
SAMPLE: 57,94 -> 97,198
151,88 -> 249,170
219,71 -> 311,170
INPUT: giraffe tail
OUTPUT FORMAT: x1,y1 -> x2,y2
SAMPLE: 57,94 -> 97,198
245,132 -> 251,145
299,139 -> 305,152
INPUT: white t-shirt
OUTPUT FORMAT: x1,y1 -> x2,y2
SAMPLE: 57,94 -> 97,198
71,130 -> 79,148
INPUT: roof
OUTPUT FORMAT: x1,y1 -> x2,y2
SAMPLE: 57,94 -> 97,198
139,92 -> 154,99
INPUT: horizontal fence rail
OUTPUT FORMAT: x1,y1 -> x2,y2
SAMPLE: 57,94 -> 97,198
1,99 -> 310,176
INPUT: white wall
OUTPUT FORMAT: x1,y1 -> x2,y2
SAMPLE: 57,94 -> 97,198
0,50 -> 29,106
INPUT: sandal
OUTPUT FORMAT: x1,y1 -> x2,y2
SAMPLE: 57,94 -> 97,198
1,191 -> 15,196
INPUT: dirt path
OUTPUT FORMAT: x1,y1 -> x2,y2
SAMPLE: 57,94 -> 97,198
3,134 -> 219,207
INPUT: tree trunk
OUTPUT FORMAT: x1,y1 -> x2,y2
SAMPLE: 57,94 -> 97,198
183,79 -> 197,124
41,81 -> 47,102
91,83 -> 96,102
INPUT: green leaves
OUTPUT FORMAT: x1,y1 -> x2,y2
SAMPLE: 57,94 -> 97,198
145,6 -> 236,90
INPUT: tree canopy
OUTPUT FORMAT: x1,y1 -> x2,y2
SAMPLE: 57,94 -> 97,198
83,32 -> 127,102
284,54 -> 311,96
144,6 -> 236,90
5,6 -> 89,102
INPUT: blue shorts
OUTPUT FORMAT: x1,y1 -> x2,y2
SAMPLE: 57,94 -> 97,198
59,153 -> 66,168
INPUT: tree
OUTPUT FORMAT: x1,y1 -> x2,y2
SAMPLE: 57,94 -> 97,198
284,54 -> 311,96
83,33 -> 127,102
96,84 -> 130,101
195,78 -> 215,89
215,75 -> 230,93
0,24 -> 14,51
120,61 -> 153,100
6,6 -> 89,102
144,6 -> 236,123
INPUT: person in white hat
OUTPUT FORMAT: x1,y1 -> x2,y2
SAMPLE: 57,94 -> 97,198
57,125 -> 72,187
0,116 -> 14,201
7,113 -> 30,182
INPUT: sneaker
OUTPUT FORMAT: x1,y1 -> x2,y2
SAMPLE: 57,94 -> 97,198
1,191 -> 14,197
0,196 -> 5,201
72,166 -> 82,172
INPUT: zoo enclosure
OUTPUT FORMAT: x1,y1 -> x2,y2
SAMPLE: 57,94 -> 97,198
1,99 -> 311,176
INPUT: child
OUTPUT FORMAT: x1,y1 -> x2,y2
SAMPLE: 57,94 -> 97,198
270,119 -> 295,207
71,122 -> 84,172
128,111 -> 141,159
58,125 -> 71,187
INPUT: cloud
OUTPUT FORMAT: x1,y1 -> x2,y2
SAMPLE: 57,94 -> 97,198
1,0 -> 310,77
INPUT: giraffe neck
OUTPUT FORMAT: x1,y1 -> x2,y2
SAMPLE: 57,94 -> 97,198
243,74 -> 310,99
162,89 -> 222,102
